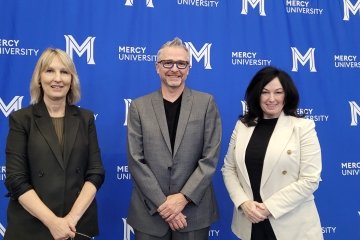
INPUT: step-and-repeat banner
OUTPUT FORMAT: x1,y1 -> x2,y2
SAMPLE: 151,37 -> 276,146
0,1 -> 359,239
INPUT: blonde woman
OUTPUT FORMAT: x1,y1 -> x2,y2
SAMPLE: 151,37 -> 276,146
5,48 -> 105,240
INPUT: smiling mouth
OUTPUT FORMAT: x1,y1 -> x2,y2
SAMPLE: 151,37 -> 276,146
168,75 -> 181,79
266,105 -> 278,109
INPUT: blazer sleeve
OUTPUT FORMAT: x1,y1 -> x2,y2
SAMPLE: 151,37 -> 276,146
180,95 -> 222,205
127,100 -> 167,214
221,121 -> 250,208
5,112 -> 33,200
84,112 -> 105,190
264,119 -> 322,219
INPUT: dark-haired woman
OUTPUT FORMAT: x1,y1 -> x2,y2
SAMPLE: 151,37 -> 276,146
221,66 -> 323,240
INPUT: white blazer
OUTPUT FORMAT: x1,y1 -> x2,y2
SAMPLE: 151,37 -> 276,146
221,112 -> 323,240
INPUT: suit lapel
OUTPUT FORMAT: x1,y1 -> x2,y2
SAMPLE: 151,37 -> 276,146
152,91 -> 172,154
63,106 -> 79,168
235,122 -> 255,188
173,88 -> 192,157
33,101 -> 65,169
261,112 -> 294,188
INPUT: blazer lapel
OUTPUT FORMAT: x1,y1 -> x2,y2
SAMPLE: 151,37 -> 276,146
261,112 -> 294,188
235,122 -> 255,188
173,88 -> 192,157
63,106 -> 79,168
152,90 -> 172,154
33,101 -> 65,169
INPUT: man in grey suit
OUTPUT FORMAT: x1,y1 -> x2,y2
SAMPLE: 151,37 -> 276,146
126,37 -> 222,240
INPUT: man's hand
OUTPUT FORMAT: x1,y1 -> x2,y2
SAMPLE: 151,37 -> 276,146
168,212 -> 188,231
158,193 -> 189,222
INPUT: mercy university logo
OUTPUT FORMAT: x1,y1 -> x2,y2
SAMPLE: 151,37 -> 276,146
0,223 -> 5,237
241,101 -> 248,116
64,35 -> 96,64
291,47 -> 316,72
343,0 -> 360,21
122,218 -> 134,240
124,99 -> 132,126
125,0 -> 154,8
0,96 -> 23,117
349,101 -> 360,126
185,42 -> 212,69
241,0 -> 266,16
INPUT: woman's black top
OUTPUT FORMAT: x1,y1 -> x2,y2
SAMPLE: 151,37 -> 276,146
245,118 -> 278,240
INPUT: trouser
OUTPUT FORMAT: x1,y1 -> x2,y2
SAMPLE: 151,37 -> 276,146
251,219 -> 277,240
134,227 -> 209,240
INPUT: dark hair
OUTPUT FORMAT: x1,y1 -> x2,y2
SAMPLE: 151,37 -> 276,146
241,66 -> 300,126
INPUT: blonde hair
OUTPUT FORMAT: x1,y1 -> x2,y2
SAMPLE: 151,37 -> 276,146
157,37 -> 190,61
30,48 -> 81,105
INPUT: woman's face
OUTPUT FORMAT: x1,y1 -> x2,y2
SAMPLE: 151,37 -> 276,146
40,56 -> 72,103
260,77 -> 285,119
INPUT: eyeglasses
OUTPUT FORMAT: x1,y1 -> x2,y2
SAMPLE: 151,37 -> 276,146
157,60 -> 189,69
70,231 -> 95,239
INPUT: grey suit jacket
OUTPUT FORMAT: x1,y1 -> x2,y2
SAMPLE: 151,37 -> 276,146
4,100 -> 105,240
127,88 -> 222,237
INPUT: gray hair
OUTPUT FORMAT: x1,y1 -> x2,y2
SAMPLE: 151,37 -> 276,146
157,37 -> 190,61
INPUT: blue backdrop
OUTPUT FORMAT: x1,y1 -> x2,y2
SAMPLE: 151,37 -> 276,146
0,0 -> 359,239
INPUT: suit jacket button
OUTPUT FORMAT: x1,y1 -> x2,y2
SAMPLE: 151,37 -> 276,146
38,171 -> 44,177
282,170 -> 287,175
76,168 -> 81,173
287,149 -> 292,155
168,167 -> 172,170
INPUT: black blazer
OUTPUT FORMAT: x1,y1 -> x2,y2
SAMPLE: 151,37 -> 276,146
4,101 -> 105,240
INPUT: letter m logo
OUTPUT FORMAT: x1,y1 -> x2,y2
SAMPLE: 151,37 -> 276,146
64,35 -> 96,64
349,101 -> 360,126
0,223 -> 5,237
343,0 -> 360,21
241,0 -> 266,16
291,47 -> 317,72
122,218 -> 134,240
125,0 -> 154,8
0,96 -> 23,117
184,42 -> 212,70
124,99 -> 132,126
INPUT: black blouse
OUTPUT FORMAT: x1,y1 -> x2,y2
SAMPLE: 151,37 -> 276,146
245,118 -> 279,239
245,118 -> 278,202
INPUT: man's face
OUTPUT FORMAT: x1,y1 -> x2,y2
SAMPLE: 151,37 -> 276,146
156,46 -> 190,90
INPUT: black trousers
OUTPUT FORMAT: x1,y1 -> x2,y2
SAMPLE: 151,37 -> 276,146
251,219 -> 277,240
135,227 -> 209,240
